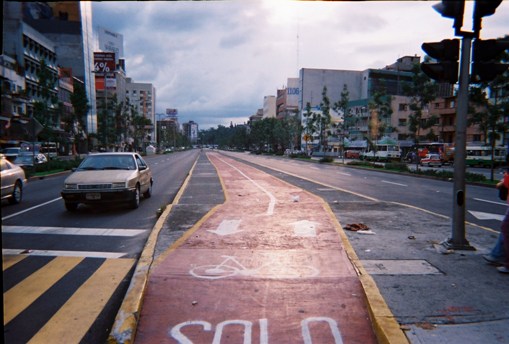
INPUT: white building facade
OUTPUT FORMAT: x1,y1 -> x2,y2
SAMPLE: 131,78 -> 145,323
125,79 -> 156,144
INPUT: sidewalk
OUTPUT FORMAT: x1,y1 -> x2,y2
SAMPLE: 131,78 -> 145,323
109,151 -> 509,344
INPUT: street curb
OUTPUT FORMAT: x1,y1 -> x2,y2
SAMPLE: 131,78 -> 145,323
323,201 -> 409,344
107,156 -> 200,344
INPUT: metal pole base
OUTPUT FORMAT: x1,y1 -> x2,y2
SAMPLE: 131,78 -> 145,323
441,238 -> 476,251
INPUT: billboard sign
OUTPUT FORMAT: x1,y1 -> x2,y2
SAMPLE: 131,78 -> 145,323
98,27 -> 124,62
286,78 -> 300,107
94,52 -> 116,90
94,52 -> 116,75
166,109 -> 178,116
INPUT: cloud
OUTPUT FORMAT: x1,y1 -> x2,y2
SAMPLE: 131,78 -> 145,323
92,1 -> 509,129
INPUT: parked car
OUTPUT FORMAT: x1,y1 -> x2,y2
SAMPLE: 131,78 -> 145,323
420,153 -> 442,167
1,154 -> 27,204
2,147 -> 21,162
13,152 -> 48,167
61,152 -> 153,211
345,150 -> 360,159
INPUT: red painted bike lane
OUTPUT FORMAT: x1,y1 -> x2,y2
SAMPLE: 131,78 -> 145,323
134,152 -> 377,343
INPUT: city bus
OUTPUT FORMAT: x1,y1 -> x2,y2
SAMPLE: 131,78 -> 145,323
465,145 -> 507,167
360,144 -> 401,162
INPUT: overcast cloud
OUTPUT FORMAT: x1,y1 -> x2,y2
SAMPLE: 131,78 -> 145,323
91,0 -> 509,129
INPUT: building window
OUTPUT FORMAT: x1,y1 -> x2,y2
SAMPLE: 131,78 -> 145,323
398,103 -> 408,111
398,118 -> 407,126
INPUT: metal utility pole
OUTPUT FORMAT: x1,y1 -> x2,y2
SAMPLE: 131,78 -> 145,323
444,35 -> 474,250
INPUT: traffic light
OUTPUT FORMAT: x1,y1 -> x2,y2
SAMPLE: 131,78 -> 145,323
471,38 -> 509,82
433,0 -> 465,31
473,0 -> 503,34
421,39 -> 460,84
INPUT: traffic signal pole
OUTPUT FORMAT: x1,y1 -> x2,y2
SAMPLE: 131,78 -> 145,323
443,36 -> 475,250
427,0 -> 505,250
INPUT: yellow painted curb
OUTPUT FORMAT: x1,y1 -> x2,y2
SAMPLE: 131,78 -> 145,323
107,155 -> 200,344
323,201 -> 409,344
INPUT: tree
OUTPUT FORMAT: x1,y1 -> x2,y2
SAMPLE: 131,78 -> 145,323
318,86 -> 332,151
126,102 -> 152,152
33,59 -> 58,142
333,84 -> 350,161
302,102 -> 317,154
367,90 -> 393,149
404,63 -> 439,145
468,85 -> 508,180
67,80 -> 89,154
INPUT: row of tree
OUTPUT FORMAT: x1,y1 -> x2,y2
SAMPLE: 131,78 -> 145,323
199,59 -> 508,156
30,60 -> 153,154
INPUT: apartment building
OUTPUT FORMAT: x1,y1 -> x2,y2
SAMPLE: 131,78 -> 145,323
125,79 -> 156,144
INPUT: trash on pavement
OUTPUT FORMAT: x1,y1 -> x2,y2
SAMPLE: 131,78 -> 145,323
344,223 -> 369,231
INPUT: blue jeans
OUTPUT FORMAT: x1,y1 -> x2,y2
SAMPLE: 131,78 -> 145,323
490,232 -> 505,259
501,207 -> 509,268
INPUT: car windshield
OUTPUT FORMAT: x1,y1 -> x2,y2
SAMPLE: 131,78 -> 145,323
78,155 -> 136,171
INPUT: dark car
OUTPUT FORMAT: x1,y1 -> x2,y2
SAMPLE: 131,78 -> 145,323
2,147 -> 21,162
61,152 -> 153,211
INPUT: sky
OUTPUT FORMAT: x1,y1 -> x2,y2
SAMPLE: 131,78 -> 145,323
91,0 -> 509,130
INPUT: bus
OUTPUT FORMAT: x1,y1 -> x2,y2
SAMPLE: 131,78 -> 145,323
465,145 -> 507,167
360,144 -> 401,162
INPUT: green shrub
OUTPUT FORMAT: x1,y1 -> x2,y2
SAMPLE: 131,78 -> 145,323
28,157 -> 83,177
290,152 -> 310,159
385,162 -> 409,172
319,156 -> 334,163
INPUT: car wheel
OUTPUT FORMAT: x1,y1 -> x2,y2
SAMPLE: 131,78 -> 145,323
143,180 -> 153,199
8,181 -> 23,204
130,185 -> 140,209
65,202 -> 78,211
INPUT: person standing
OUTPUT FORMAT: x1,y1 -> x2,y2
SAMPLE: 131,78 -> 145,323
496,168 -> 509,274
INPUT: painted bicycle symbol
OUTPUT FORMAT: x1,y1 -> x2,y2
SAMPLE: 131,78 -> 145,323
190,255 -> 320,280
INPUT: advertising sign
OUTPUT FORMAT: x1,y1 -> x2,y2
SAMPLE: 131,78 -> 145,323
286,78 -> 300,107
98,27 -> 124,62
94,52 -> 116,75
94,52 -> 116,90
166,109 -> 178,116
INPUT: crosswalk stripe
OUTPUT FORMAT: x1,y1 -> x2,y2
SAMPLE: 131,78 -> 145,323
2,249 -> 126,259
4,256 -> 84,325
2,254 -> 27,270
27,258 -> 135,344
2,226 -> 145,237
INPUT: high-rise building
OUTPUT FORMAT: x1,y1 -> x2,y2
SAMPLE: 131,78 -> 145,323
182,121 -> 199,144
19,1 -> 98,134
125,79 -> 156,144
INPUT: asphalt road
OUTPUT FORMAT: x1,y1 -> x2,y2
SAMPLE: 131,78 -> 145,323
220,151 -> 504,235
2,149 -> 200,344
2,149 -> 504,343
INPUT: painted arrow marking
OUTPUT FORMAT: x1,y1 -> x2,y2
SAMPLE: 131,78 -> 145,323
207,220 -> 243,236
292,220 -> 318,237
468,211 -> 505,221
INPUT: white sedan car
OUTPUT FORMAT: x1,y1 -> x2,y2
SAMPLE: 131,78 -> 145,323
420,153 -> 442,167
1,154 -> 27,204
61,152 -> 153,211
